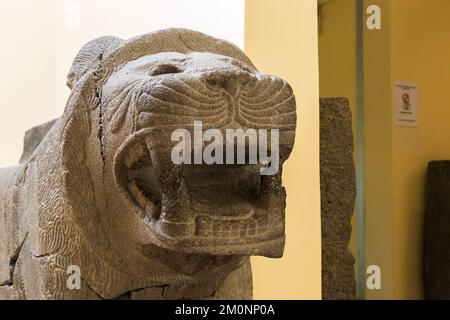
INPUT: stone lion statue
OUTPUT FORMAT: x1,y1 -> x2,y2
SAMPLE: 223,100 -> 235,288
0,29 -> 296,299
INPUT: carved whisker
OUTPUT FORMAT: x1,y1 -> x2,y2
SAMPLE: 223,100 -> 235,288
137,109 -> 231,128
240,82 -> 288,105
240,79 -> 277,98
178,79 -> 223,99
239,102 -> 295,118
139,92 -> 227,112
151,84 -> 223,105
161,81 -> 224,102
240,87 -> 294,106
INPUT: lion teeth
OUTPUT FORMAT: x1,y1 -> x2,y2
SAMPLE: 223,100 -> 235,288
127,178 -> 162,220
128,180 -> 150,208
145,146 -> 193,225
124,142 -> 151,169
259,172 -> 283,208
256,214 -> 268,228
146,202 -> 161,220
195,215 -> 267,238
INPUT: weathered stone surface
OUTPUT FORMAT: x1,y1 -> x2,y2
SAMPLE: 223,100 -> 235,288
0,28 -> 297,299
320,98 -> 356,300
424,161 -> 450,299
19,119 -> 57,164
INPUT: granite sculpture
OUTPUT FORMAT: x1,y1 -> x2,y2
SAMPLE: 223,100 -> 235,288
320,98 -> 356,300
0,29 -> 297,299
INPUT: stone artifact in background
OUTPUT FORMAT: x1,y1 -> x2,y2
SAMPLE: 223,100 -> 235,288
0,29 -> 297,299
320,98 -> 357,300
424,161 -> 450,299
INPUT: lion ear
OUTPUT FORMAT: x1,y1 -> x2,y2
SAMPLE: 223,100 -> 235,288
67,36 -> 123,89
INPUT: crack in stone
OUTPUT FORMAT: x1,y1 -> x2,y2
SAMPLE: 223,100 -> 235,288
31,253 -> 52,259
7,231 -> 28,286
51,263 -> 103,300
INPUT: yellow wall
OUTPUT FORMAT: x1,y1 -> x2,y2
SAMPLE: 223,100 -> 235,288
245,0 -> 321,299
363,0 -> 396,299
319,0 -> 357,118
318,0 -> 450,300
364,0 -> 450,299
390,0 -> 450,299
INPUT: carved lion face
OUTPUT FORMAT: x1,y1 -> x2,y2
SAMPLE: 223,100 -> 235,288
68,30 -> 296,259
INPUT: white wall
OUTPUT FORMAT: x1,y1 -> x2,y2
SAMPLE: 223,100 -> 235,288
55,0 -> 245,113
0,0 -> 244,167
0,0 -> 57,167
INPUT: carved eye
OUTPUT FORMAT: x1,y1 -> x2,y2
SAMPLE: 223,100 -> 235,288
149,64 -> 182,76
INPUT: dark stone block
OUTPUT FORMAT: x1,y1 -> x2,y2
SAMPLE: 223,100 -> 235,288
424,161 -> 450,299
320,98 -> 357,300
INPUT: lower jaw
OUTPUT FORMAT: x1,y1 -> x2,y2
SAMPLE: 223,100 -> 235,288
143,218 -> 286,258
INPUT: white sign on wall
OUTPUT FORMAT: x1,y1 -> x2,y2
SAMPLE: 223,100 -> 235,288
394,81 -> 419,127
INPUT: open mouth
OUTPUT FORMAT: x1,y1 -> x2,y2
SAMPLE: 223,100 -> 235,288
114,129 -> 286,257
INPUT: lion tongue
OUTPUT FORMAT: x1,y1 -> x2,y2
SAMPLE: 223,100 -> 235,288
182,164 -> 259,218
189,185 -> 253,218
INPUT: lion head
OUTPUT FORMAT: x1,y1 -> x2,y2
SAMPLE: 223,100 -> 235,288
65,28 -> 296,260
13,29 -> 297,298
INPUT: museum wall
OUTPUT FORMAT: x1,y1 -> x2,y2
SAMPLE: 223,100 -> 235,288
0,0 -> 58,168
53,0 -> 245,115
318,0 -> 357,129
318,0 -> 450,300
364,0 -> 450,299
245,0 -> 321,299
363,0 -> 396,300
0,0 -> 245,167
390,0 -> 450,299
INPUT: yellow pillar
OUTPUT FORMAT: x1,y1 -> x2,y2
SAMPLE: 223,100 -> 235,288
245,0 -> 321,299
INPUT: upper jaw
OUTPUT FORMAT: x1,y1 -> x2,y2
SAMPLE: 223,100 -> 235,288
113,128 -> 287,258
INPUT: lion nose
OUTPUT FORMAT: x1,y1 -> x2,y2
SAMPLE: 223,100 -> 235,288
203,71 -> 253,96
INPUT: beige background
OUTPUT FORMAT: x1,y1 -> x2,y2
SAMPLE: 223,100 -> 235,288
0,0 -> 245,167
0,0 -> 58,167
246,0 -> 321,299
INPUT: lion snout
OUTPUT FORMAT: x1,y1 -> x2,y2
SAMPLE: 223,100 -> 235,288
201,70 -> 254,97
